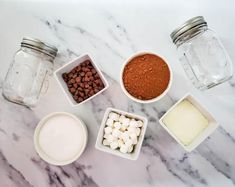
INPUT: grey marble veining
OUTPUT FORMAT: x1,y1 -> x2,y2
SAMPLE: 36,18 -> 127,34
0,0 -> 235,187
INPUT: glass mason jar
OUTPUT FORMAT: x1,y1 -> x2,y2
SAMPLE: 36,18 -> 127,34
171,16 -> 233,90
2,37 -> 58,107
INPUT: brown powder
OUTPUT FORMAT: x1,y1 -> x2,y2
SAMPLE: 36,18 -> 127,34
123,54 -> 170,100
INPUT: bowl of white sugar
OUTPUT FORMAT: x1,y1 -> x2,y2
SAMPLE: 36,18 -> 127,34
34,112 -> 88,165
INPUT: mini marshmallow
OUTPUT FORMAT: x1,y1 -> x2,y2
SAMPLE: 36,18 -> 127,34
118,115 -> 126,123
104,126 -> 113,134
120,145 -> 128,153
132,137 -> 138,145
110,141 -> 119,150
128,145 -> 134,153
114,122 -> 122,129
109,112 -> 119,121
112,129 -> 121,138
102,139 -> 110,146
135,128 -> 141,136
120,125 -> 127,132
127,127 -> 136,133
137,120 -> 144,127
125,139 -> 133,147
122,118 -> 130,127
107,134 -> 116,143
129,119 -> 138,128
122,131 -> 129,142
129,133 -> 137,140
106,118 -> 114,127
117,139 -> 124,147
103,133 -> 109,139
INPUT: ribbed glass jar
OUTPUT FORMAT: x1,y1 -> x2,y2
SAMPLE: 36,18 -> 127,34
171,16 -> 233,90
2,37 -> 58,107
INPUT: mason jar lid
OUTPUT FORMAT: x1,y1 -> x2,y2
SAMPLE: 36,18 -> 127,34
21,37 -> 58,59
170,16 -> 207,45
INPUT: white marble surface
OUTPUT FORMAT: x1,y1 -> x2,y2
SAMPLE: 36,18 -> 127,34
0,0 -> 235,186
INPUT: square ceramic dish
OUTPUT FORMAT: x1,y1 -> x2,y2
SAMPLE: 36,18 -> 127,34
54,54 -> 109,106
159,94 -> 219,152
95,107 -> 148,160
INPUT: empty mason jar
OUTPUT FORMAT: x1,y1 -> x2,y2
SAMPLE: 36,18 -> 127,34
2,37 -> 58,107
171,16 -> 233,90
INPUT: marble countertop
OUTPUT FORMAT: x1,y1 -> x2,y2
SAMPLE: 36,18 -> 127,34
1,0 -> 235,187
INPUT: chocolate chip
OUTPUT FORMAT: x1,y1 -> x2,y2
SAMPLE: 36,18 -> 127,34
73,83 -> 78,89
75,77 -> 81,83
94,88 -> 99,93
73,95 -> 78,100
62,60 -> 105,103
91,69 -> 97,74
86,71 -> 92,77
69,87 -> 76,93
84,77 -> 90,82
76,66 -> 81,72
78,97 -> 84,102
84,60 -> 91,65
68,73 -> 73,78
70,79 -> 75,84
80,83 -> 84,88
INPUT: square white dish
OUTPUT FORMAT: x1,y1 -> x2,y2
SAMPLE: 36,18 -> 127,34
54,54 -> 109,106
159,93 -> 219,152
95,107 -> 148,160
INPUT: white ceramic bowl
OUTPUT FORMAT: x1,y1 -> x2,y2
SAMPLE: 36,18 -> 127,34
34,112 -> 88,166
54,54 -> 109,106
120,52 -> 172,104
95,107 -> 148,160
159,94 -> 219,152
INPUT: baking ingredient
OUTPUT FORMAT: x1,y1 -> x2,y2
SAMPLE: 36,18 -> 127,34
62,60 -> 105,103
162,99 -> 209,145
102,111 -> 144,154
38,114 -> 85,161
123,54 -> 170,100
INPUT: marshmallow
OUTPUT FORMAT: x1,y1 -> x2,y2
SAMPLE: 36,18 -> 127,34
112,129 -> 121,138
128,145 -> 134,153
117,139 -> 124,147
104,126 -> 113,134
109,112 -> 119,121
114,122 -> 122,129
127,127 -> 136,133
121,131 -> 129,141
119,115 -> 126,123
122,118 -> 130,127
120,125 -> 127,132
135,128 -> 141,136
110,141 -> 118,150
137,120 -> 144,127
103,139 -> 110,146
129,119 -> 138,128
132,137 -> 138,145
120,145 -> 128,153
106,118 -> 114,127
103,133 -> 109,139
129,133 -> 137,140
107,134 -> 116,143
125,139 -> 133,147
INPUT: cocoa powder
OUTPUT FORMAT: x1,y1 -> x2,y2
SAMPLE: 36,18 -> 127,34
123,54 -> 170,100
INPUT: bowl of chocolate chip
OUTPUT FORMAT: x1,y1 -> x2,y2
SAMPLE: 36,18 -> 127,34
120,52 -> 172,103
54,54 -> 109,106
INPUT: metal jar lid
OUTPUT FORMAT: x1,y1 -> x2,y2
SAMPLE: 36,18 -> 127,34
170,16 -> 207,45
21,37 -> 58,59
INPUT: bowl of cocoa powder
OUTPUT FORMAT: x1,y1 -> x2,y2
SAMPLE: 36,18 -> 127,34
120,52 -> 172,103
